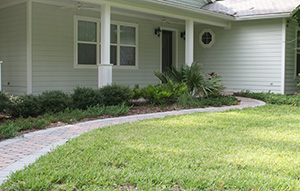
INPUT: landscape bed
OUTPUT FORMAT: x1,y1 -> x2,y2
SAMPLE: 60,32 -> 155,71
1,105 -> 300,190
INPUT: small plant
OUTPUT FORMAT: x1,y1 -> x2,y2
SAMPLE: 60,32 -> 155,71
0,91 -> 11,114
132,84 -> 143,100
39,90 -> 72,114
155,62 -> 224,97
72,87 -> 104,109
142,80 -> 188,105
10,95 -> 42,117
100,84 -> 133,106
176,92 -> 203,108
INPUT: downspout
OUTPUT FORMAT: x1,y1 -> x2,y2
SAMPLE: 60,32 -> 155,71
27,0 -> 32,94
281,18 -> 286,94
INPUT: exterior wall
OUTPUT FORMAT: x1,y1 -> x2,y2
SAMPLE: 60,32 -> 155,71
0,3 -> 27,95
195,19 -> 283,93
32,2 -> 185,94
285,20 -> 298,94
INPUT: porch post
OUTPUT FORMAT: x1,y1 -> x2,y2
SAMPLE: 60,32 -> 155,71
185,19 -> 194,66
98,3 -> 112,88
0,61 -> 2,91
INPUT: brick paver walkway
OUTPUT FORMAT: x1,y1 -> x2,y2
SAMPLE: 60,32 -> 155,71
0,97 -> 265,185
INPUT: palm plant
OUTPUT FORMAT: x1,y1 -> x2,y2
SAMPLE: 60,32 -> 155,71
155,62 -> 224,97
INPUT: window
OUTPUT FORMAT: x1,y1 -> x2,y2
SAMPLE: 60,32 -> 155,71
296,30 -> 300,77
199,29 -> 215,48
74,16 -> 138,69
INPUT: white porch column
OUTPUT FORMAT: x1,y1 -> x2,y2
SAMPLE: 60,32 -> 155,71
185,19 -> 194,66
0,61 -> 2,91
98,4 -> 113,88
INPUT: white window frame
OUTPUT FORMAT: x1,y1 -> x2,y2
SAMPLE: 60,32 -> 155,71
199,28 -> 215,48
74,16 -> 138,69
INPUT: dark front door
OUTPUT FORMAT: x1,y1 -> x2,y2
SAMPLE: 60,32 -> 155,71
162,30 -> 173,73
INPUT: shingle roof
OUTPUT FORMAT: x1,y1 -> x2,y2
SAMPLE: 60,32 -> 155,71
154,0 -> 209,9
202,0 -> 300,17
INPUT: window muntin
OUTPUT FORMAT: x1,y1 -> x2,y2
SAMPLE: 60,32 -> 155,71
199,29 -> 215,48
75,16 -> 138,69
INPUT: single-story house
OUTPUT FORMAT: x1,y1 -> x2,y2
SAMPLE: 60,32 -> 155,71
0,0 -> 300,95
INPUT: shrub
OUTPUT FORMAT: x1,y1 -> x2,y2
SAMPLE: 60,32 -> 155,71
10,95 -> 42,117
142,80 -> 188,105
99,84 -> 133,106
155,62 -> 224,97
104,104 -> 132,116
0,121 -> 19,140
39,90 -> 72,114
176,92 -> 203,108
234,90 -> 300,106
132,84 -> 143,100
72,87 -> 104,109
0,92 -> 11,113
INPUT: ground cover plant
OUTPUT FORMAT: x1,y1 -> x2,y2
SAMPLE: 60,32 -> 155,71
1,105 -> 300,190
235,90 -> 300,106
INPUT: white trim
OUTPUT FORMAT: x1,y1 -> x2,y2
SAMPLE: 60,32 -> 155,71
281,18 -> 287,94
159,27 -> 179,73
26,0 -> 32,94
295,26 -> 300,79
74,16 -> 138,69
0,0 -> 26,9
235,13 -> 291,21
185,19 -> 194,66
199,28 -> 215,48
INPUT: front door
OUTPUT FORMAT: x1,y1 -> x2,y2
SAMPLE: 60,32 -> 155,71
162,30 -> 173,73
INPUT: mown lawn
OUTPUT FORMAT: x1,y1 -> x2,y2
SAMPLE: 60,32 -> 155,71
2,105 -> 300,190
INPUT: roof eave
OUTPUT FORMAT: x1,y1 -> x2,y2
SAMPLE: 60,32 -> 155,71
235,13 -> 291,21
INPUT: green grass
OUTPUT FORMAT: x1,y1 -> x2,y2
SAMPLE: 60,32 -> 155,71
2,105 -> 300,190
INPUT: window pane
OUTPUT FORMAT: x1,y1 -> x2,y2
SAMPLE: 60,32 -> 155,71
202,32 -> 212,45
111,24 -> 117,44
78,43 -> 96,65
120,46 -> 135,66
120,26 -> 136,45
110,46 -> 117,65
78,20 -> 97,42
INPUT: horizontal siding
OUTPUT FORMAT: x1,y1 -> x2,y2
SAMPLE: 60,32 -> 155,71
195,19 -> 283,93
32,2 -> 185,94
0,3 -> 27,95
285,20 -> 298,94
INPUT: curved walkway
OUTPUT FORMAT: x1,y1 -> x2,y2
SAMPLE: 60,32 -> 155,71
0,97 -> 265,185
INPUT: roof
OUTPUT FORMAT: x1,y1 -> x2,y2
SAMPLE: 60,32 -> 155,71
202,0 -> 300,18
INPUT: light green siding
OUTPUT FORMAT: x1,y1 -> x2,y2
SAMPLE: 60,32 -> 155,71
195,19 -> 283,93
285,20 -> 298,94
0,3 -> 27,95
32,2 -> 185,94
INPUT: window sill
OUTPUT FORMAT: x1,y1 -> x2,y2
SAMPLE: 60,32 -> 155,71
74,64 -> 138,70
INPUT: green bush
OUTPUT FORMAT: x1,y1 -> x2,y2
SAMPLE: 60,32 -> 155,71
72,87 -> 104,109
142,80 -> 188,105
11,95 -> 42,117
176,92 -> 203,108
100,84 -> 133,106
104,104 -> 132,116
39,90 -> 72,114
0,121 -> 19,140
234,90 -> 300,106
0,92 -> 11,113
155,62 -> 224,97
132,84 -> 143,100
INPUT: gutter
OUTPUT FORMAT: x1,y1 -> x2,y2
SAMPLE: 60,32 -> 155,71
235,13 -> 291,21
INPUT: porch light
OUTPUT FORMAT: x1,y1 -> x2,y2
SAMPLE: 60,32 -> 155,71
154,27 -> 162,37
180,31 -> 185,40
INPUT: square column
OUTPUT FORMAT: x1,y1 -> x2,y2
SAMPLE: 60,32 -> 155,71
185,19 -> 194,66
98,4 -> 113,88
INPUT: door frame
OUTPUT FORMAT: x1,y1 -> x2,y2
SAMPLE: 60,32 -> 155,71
160,27 -> 178,72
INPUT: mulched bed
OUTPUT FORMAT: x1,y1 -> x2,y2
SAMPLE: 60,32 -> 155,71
0,101 -> 240,141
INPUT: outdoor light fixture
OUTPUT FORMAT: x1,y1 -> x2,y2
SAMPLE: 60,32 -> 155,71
180,31 -> 185,40
154,27 -> 162,37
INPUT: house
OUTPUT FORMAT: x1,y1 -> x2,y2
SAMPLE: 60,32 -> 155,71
0,0 -> 299,95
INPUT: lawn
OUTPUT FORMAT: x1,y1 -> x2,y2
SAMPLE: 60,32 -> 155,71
2,105 -> 300,190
